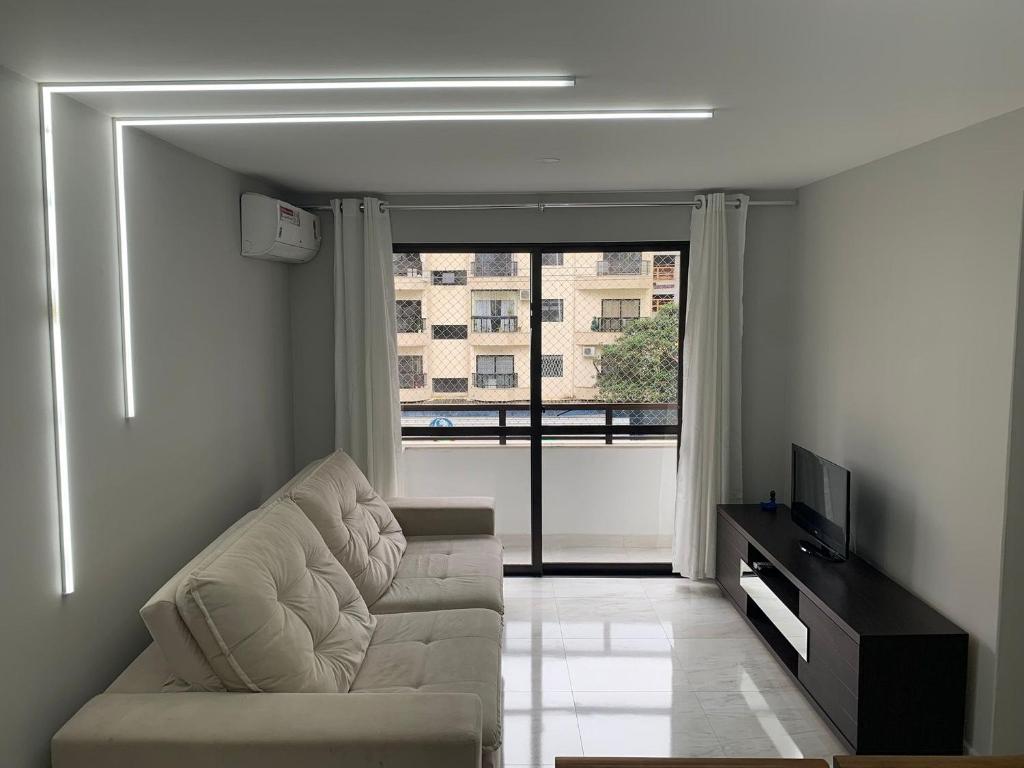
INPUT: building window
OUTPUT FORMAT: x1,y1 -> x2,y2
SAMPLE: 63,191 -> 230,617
597,251 -> 648,275
475,355 -> 517,388
653,253 -> 675,283
541,252 -> 564,267
596,298 -> 641,331
471,253 -> 517,277
541,298 -> 564,322
396,300 -> 424,333
431,269 -> 467,286
432,377 -> 468,393
393,252 -> 423,278
652,294 -> 673,313
471,290 -> 518,332
431,324 -> 468,340
398,356 -> 425,388
541,354 -> 564,378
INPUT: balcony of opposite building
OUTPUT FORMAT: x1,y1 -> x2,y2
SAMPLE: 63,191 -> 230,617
469,315 -> 530,346
575,315 -> 640,345
468,258 -> 530,289
576,258 -> 652,290
396,315 -> 428,347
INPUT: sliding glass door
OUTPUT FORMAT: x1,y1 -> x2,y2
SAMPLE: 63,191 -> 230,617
393,242 -> 687,574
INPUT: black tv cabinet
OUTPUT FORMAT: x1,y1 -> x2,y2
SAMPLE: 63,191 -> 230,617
715,504 -> 968,755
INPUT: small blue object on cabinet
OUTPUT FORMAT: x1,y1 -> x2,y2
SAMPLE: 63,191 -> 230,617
760,489 -> 778,511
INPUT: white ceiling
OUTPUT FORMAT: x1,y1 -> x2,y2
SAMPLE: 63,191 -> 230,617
5,0 -> 1024,193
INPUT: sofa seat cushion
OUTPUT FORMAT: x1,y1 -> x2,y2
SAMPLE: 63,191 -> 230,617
290,451 -> 407,606
371,535 -> 504,615
352,609 -> 502,751
175,498 -> 376,693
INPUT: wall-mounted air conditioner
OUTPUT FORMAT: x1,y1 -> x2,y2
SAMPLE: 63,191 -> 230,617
241,193 -> 321,263
582,345 -> 601,358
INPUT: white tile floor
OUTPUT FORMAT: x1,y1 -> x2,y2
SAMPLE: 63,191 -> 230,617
501,576 -> 849,767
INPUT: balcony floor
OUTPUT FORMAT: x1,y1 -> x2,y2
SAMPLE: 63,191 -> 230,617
500,575 -> 849,764
501,534 -> 671,565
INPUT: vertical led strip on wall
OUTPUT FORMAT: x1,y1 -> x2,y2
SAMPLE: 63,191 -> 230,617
38,76 -> 579,595
113,122 -> 135,418
40,87 -> 75,594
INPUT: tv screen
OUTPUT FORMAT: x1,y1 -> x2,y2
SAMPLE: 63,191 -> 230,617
791,444 -> 850,559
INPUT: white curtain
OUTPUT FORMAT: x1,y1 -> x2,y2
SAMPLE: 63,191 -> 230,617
672,192 -> 749,578
332,197 -> 402,497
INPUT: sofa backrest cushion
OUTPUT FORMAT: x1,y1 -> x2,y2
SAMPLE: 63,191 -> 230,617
175,498 -> 376,692
289,451 -> 407,605
140,457 -> 329,689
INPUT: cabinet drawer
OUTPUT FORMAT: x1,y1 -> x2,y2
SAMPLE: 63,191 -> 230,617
800,652 -> 858,747
797,593 -> 860,747
799,593 -> 859,690
715,526 -> 748,608
717,512 -> 748,558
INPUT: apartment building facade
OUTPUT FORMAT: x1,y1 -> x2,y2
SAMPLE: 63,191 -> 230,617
394,250 -> 680,404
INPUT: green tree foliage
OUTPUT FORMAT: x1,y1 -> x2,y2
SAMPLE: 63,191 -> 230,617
595,302 -> 679,403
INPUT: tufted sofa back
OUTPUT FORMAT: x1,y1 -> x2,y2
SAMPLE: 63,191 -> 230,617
140,456 -> 330,689
175,498 -> 376,692
289,451 -> 407,606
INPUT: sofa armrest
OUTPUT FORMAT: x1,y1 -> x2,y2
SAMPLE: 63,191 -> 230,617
386,496 -> 495,537
53,692 -> 483,768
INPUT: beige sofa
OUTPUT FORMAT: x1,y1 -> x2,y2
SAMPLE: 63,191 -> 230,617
53,451 -> 505,768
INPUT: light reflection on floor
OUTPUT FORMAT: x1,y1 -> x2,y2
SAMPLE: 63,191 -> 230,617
501,576 -> 848,767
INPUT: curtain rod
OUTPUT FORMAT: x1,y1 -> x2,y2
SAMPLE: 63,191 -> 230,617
308,198 -> 795,213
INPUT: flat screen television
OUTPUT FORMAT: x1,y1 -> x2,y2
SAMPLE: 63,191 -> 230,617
790,444 -> 850,561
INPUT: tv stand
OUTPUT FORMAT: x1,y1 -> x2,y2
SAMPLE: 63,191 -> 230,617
716,504 -> 968,756
798,538 -> 845,561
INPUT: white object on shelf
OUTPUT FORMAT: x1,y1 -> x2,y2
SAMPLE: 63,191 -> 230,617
240,193 -> 321,263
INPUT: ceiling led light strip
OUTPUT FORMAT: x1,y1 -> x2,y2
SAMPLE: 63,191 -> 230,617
44,77 -> 576,94
119,110 -> 714,127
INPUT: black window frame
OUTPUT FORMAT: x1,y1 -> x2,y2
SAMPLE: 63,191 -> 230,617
394,241 -> 689,578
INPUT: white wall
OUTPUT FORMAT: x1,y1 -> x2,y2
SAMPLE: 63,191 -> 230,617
788,106 -> 1024,753
993,197 -> 1024,753
289,190 -> 797,499
0,69 -> 295,767
402,441 -> 677,537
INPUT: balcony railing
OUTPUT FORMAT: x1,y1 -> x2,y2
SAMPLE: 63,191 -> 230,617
471,260 -> 519,277
592,316 -> 639,332
472,315 -> 519,333
653,265 -> 675,282
397,316 -> 426,333
400,401 -> 678,444
474,373 -> 519,389
596,259 -> 651,276
394,265 -> 424,278
399,372 -> 426,389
